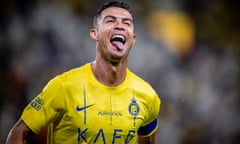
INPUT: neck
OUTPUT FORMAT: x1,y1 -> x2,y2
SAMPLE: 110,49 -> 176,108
91,59 -> 128,87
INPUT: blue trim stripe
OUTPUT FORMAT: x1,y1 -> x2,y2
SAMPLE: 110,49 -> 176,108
137,119 -> 157,136
110,94 -> 112,125
133,90 -> 136,127
84,87 -> 86,125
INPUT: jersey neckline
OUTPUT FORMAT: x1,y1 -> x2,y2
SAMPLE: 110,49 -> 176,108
85,63 -> 130,91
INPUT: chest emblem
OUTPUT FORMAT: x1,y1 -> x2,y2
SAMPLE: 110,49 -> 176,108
128,97 -> 140,117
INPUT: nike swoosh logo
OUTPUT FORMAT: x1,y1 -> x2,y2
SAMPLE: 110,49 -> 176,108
76,104 -> 94,111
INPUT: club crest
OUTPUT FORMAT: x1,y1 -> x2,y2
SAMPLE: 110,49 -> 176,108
128,97 -> 140,116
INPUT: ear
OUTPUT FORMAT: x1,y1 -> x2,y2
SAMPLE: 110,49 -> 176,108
90,28 -> 97,40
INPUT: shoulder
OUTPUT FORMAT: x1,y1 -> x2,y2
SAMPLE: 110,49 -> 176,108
127,69 -> 157,97
42,63 -> 90,90
56,63 -> 90,82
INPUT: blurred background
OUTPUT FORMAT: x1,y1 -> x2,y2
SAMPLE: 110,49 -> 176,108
0,0 -> 239,143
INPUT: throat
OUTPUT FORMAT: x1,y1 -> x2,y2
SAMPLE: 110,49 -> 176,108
91,62 -> 126,87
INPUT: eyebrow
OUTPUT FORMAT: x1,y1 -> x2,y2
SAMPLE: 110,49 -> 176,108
103,15 -> 133,23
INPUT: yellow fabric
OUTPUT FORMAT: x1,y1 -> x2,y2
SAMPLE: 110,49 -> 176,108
21,63 -> 161,144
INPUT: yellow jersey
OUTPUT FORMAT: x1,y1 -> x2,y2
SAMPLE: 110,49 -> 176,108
21,63 -> 161,144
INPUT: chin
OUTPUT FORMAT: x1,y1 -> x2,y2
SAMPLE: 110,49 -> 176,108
107,54 -> 122,62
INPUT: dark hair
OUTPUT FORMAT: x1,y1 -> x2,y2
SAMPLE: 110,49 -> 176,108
93,1 -> 133,28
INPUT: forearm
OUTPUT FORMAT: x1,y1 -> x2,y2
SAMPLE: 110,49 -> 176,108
138,131 -> 156,144
6,130 -> 26,144
6,120 -> 32,144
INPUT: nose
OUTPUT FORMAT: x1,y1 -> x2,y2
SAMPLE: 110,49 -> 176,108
114,19 -> 125,31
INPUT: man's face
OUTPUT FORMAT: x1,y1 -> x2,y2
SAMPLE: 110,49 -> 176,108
91,7 -> 136,63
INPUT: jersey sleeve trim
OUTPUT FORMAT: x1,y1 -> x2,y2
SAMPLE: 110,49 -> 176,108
21,115 -> 41,134
137,118 -> 158,136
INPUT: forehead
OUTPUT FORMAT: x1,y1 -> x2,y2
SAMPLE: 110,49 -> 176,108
100,7 -> 133,20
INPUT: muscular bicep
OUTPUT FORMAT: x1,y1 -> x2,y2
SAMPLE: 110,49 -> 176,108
137,131 -> 156,144
6,119 -> 34,144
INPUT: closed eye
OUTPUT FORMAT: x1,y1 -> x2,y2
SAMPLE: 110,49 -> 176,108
104,16 -> 116,23
124,21 -> 131,26
106,19 -> 114,23
123,19 -> 133,27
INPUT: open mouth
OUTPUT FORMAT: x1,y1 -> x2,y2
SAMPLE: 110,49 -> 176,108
110,34 -> 126,50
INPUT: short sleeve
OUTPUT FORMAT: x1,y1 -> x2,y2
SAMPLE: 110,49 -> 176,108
138,93 -> 161,136
21,76 -> 67,133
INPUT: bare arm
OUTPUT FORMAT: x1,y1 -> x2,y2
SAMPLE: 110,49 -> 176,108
6,119 -> 33,144
138,131 -> 156,144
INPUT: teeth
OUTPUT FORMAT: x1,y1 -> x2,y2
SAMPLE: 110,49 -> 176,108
111,35 -> 125,41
